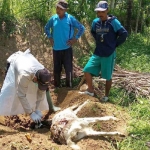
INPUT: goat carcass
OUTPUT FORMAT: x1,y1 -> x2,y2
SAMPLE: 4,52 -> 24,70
50,100 -> 124,150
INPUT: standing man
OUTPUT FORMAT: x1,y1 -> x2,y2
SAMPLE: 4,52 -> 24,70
82,1 -> 128,101
45,0 -> 85,88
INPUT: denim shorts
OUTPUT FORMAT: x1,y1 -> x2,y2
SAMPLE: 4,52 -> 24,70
83,52 -> 116,80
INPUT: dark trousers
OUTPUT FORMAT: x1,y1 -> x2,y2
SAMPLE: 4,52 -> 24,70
53,47 -> 73,87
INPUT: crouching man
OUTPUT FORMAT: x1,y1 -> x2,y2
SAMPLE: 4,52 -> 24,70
0,49 -> 60,123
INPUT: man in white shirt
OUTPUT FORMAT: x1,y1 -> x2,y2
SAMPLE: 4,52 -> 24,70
0,49 -> 60,123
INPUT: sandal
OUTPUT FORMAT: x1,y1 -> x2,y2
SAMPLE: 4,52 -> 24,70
101,96 -> 109,102
78,90 -> 94,97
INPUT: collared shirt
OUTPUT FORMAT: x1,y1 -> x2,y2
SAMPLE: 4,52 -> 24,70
45,12 -> 85,50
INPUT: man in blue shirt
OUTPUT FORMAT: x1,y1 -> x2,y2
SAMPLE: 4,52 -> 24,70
45,0 -> 85,87
81,1 -> 128,102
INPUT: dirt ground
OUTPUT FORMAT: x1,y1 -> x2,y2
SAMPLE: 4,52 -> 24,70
0,88 -> 128,150
0,20 -> 129,150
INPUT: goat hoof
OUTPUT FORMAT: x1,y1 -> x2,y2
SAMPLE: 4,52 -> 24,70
71,145 -> 80,150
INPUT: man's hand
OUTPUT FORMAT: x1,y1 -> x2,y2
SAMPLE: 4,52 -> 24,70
30,112 -> 41,123
49,38 -> 54,46
35,110 -> 43,118
67,38 -> 77,46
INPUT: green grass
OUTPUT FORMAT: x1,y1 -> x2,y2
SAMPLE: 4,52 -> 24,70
118,114 -> 150,150
108,87 -> 150,150
116,33 -> 150,72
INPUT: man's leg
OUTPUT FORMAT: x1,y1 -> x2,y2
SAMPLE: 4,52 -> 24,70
80,55 -> 100,96
101,52 -> 116,101
46,90 -> 54,112
53,50 -> 62,87
105,79 -> 112,97
84,55 -> 101,93
53,74 -> 61,87
63,48 -> 73,87
84,72 -> 94,93
44,89 -> 61,119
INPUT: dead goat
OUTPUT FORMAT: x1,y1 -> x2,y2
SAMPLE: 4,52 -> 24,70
50,100 -> 124,150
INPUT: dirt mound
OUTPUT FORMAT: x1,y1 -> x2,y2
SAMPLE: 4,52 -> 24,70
0,88 -> 128,150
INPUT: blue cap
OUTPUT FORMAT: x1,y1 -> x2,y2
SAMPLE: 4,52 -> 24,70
95,1 -> 108,11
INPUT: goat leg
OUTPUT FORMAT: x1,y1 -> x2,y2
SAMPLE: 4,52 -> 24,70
84,128 -> 124,136
78,116 -> 118,123
66,138 -> 81,150
74,100 -> 90,114
75,128 -> 124,142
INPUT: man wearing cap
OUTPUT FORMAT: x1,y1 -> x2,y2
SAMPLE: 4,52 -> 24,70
45,0 -> 85,88
0,49 -> 60,123
82,1 -> 128,102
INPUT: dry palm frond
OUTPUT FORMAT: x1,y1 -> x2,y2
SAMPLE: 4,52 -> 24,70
112,66 -> 150,98
74,64 -> 150,98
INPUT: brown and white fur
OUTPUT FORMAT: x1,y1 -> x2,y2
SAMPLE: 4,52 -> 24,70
50,100 -> 124,150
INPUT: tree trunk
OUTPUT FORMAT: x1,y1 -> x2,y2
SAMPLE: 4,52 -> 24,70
126,0 -> 133,33
135,0 -> 142,33
110,0 -> 115,10
140,10 -> 144,33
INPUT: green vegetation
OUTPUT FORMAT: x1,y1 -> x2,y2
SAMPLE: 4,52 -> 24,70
109,88 -> 150,150
116,34 -> 150,72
